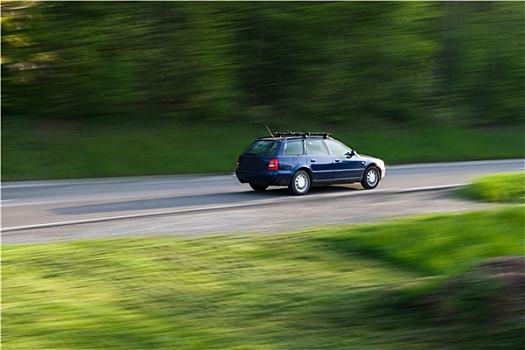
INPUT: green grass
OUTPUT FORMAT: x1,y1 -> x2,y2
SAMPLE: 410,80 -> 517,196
3,206 -> 523,350
1,122 -> 258,180
316,206 -> 524,276
2,121 -> 524,180
458,171 -> 525,203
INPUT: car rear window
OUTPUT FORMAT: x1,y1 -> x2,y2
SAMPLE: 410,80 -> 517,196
243,140 -> 280,156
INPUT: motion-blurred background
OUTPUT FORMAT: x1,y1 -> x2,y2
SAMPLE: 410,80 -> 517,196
2,1 -> 524,180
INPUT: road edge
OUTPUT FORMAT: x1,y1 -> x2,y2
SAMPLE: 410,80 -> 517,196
1,184 -> 463,233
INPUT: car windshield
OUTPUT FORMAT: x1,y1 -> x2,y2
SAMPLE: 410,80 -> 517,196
243,140 -> 280,156
325,139 -> 352,157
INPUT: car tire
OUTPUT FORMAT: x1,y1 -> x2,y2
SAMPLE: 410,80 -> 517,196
361,166 -> 380,189
289,170 -> 311,195
250,183 -> 268,192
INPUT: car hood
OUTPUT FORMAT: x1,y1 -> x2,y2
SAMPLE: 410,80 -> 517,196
359,154 -> 382,162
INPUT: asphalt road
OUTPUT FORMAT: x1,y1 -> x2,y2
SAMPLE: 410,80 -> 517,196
2,159 -> 523,244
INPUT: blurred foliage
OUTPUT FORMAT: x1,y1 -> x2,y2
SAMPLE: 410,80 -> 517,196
2,1 -> 523,126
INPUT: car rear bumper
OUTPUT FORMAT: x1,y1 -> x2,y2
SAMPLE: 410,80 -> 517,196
235,170 -> 292,186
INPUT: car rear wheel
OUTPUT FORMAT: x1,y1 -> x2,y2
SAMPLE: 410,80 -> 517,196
250,183 -> 268,192
361,166 -> 380,189
289,170 -> 311,195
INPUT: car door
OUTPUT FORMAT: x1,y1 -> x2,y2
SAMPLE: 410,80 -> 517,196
305,139 -> 333,182
324,139 -> 366,181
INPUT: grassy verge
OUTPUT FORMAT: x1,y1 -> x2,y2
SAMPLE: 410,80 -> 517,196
315,206 -> 523,276
3,206 -> 523,350
458,171 -> 525,203
2,121 -> 524,180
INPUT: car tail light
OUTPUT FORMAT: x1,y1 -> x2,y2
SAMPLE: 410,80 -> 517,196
268,159 -> 279,171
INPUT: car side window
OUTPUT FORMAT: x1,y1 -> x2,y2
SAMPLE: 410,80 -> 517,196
305,139 -> 329,156
284,140 -> 303,155
325,139 -> 352,157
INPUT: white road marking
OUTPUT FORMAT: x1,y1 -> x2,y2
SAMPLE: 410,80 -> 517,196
388,159 -> 524,170
1,184 -> 464,233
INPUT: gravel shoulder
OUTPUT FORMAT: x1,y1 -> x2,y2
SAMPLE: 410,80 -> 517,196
2,189 -> 499,244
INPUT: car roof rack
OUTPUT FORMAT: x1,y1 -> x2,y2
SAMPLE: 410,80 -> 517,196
272,131 -> 330,139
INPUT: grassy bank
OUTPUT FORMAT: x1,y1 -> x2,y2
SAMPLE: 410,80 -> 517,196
459,171 -> 525,203
2,121 -> 524,180
3,205 -> 523,350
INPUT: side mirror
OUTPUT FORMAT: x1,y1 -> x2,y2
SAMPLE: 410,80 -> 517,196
345,150 -> 356,158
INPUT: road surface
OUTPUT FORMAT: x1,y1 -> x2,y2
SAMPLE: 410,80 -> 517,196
2,159 -> 523,244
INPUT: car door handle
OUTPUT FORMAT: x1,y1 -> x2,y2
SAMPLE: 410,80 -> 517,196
310,159 -> 316,163
335,159 -> 341,162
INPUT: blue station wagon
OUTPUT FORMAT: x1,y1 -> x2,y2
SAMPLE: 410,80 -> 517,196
235,132 -> 386,195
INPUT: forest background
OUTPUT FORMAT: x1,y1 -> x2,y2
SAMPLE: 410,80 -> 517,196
2,1 -> 524,179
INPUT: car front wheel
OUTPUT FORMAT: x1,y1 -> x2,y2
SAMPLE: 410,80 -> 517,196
361,166 -> 380,189
289,170 -> 311,195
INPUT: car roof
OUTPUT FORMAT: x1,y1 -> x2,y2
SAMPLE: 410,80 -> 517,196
257,131 -> 332,140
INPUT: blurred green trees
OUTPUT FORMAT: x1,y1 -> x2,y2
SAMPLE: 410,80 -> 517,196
2,1 -> 523,126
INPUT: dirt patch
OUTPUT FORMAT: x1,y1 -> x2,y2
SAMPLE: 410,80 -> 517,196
429,256 -> 524,324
